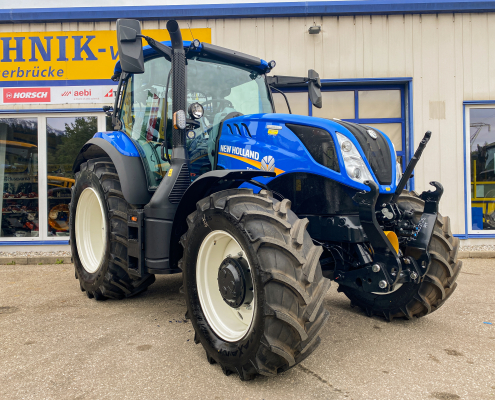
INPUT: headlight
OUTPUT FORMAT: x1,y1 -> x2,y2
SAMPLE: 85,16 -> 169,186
188,102 -> 204,120
336,132 -> 374,184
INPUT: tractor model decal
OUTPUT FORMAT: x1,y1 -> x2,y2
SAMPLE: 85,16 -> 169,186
219,145 -> 260,160
218,152 -> 284,175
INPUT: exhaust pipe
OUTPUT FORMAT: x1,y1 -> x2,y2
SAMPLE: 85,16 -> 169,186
166,20 -> 187,159
143,20 -> 189,273
167,20 -> 183,51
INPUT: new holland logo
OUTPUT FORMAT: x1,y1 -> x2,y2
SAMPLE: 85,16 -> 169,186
261,155 -> 275,172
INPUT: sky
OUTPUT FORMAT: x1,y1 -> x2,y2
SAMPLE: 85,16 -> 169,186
470,108 -> 495,150
46,117 -> 77,133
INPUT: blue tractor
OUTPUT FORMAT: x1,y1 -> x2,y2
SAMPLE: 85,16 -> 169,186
70,19 -> 462,380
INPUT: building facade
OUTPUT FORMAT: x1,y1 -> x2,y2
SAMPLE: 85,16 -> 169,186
1,0 -> 495,248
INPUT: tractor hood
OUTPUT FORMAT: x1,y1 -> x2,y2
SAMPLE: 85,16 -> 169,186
216,113 -> 397,194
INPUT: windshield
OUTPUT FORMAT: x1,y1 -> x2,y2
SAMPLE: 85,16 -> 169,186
119,55 -> 273,188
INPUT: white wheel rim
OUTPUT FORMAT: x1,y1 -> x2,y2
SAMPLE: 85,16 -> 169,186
75,187 -> 107,274
196,230 -> 255,342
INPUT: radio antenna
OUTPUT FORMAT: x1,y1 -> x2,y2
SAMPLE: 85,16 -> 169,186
187,22 -> 195,41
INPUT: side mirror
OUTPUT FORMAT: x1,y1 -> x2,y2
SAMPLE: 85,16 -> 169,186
308,69 -> 322,109
116,19 -> 144,74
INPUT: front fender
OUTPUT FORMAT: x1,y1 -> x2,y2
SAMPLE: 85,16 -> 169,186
73,137 -> 152,205
169,169 -> 275,269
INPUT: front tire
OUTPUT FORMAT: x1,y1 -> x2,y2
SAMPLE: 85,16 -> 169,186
70,157 -> 155,300
340,190 -> 462,321
181,188 -> 330,380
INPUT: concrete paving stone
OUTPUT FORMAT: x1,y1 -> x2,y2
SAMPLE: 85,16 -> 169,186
0,259 -> 493,400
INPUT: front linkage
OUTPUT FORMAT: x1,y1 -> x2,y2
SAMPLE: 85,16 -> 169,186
334,131 -> 444,295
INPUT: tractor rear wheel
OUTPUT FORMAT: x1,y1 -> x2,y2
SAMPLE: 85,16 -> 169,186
181,188 -> 330,380
70,157 -> 155,300
340,190 -> 462,321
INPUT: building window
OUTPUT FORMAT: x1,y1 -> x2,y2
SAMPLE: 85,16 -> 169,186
0,118 -> 39,238
466,105 -> 495,233
1,113 -> 105,242
46,116 -> 98,238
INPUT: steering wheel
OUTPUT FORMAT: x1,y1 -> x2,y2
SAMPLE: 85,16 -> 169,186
202,99 -> 234,119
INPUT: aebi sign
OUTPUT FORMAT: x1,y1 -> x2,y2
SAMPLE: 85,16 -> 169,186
1,86 -> 116,104
3,88 -> 50,103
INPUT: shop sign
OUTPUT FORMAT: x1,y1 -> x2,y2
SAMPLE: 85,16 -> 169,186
0,28 -> 211,82
1,86 -> 116,104
3,87 -> 51,103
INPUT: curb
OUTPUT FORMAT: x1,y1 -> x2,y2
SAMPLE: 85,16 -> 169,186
0,256 -> 72,265
0,253 -> 492,265
458,251 -> 495,259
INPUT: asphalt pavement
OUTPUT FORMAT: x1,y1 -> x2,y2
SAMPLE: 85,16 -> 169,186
0,258 -> 494,400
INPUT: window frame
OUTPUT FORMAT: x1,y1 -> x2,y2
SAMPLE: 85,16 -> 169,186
463,101 -> 495,238
0,110 -> 105,244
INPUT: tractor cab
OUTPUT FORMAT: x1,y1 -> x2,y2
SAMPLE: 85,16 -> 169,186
111,35 -> 320,189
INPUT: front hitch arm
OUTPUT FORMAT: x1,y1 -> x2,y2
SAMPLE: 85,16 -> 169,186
405,181 -> 444,275
334,181 -> 403,293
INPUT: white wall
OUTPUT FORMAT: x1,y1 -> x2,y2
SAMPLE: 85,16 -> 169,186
3,13 -> 494,234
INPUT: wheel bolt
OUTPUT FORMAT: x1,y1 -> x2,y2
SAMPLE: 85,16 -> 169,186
410,272 -> 418,280
378,280 -> 387,289
372,264 -> 381,273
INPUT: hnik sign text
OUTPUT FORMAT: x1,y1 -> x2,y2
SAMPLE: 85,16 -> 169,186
0,29 -> 211,82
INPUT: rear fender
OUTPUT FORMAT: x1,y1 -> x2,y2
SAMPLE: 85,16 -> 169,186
73,137 -> 152,205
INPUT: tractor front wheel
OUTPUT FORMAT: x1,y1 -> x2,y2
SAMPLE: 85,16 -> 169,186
181,188 -> 330,380
340,190 -> 462,321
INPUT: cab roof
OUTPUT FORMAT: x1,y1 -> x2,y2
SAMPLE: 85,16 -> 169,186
114,40 -> 271,76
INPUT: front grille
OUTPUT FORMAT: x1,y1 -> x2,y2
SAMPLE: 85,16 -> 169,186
286,124 -> 340,172
333,120 -> 392,185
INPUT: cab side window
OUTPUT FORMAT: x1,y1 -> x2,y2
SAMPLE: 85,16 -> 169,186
119,57 -> 173,189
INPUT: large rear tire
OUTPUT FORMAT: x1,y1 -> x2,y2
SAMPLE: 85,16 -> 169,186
340,190 -> 462,321
70,157 -> 155,300
181,188 -> 330,380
